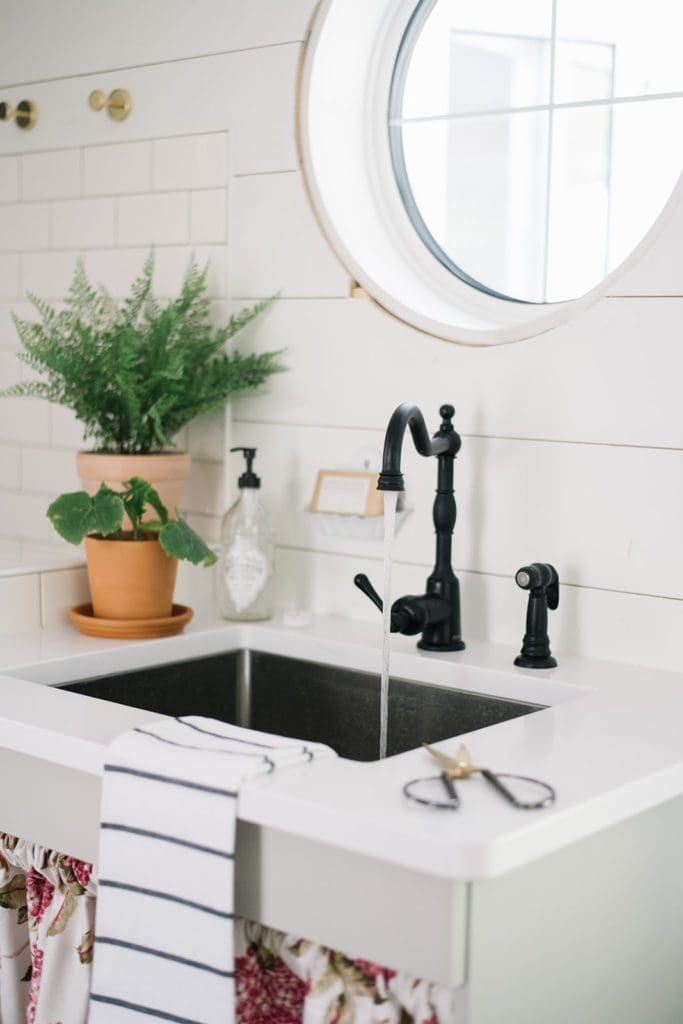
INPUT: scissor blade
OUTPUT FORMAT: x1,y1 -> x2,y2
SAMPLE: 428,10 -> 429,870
422,742 -> 461,773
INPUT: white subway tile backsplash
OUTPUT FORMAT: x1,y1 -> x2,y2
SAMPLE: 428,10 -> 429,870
0,574 -> 41,635
174,556 -> 216,613
183,459 -> 224,517
0,158 -> 19,204
186,511 -> 220,544
153,133 -> 229,191
0,492 -> 52,540
118,192 -> 189,246
0,444 -> 20,490
21,447 -> 80,495
20,540 -> 79,567
0,302 -> 35,349
21,149 -> 81,200
52,197 -> 116,248
0,347 -> 25,392
0,538 -> 22,566
0,255 -> 19,298
187,411 -> 226,462
190,189 -> 227,244
49,405 -> 85,449
84,244 -> 226,301
192,245 -> 228,298
84,141 -> 152,196
0,204 -> 49,251
145,246 -> 197,296
0,124 -> 232,591
22,252 -> 78,298
84,247 -> 151,296
0,378 -> 50,447
40,566 -> 89,627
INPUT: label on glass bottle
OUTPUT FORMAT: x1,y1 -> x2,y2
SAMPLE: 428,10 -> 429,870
223,536 -> 268,613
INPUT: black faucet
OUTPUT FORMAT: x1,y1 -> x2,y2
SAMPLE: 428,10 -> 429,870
354,402 -> 465,652
514,563 -> 559,669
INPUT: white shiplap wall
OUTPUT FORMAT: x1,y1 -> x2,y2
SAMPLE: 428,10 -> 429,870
0,0 -> 680,670
224,3 -> 683,672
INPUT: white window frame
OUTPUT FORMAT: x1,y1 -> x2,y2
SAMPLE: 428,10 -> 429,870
298,0 -> 683,346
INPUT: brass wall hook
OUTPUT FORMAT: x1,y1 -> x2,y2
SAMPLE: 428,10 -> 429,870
88,88 -> 132,122
0,100 -> 38,130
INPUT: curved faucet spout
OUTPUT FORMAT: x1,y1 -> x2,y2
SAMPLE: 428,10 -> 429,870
377,402 -> 460,491
357,401 -> 464,651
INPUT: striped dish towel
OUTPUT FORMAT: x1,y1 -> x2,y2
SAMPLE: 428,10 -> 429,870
88,717 -> 334,1024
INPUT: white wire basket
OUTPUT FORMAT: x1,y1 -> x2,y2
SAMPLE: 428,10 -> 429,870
306,504 -> 413,540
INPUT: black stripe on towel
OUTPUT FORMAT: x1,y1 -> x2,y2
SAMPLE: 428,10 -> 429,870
98,880 -> 233,918
103,763 -> 238,797
95,936 -> 234,977
91,994 -> 205,1024
134,727 -> 271,763
175,717 -> 280,749
100,823 -> 234,859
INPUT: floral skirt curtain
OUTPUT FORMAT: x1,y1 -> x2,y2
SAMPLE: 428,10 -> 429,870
0,834 -> 460,1024
0,835 -> 95,1024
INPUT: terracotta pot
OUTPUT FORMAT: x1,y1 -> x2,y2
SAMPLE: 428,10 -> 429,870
76,452 -> 191,517
85,534 -> 178,620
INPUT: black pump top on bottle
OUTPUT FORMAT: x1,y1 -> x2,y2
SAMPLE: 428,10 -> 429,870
230,446 -> 260,489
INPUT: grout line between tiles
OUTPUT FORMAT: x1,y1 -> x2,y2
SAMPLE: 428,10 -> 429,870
232,419 -> 683,454
275,544 -> 683,603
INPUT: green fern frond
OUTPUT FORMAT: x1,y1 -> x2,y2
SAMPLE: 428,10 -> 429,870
3,252 -> 284,453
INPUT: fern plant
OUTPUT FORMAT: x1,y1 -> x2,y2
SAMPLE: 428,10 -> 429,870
3,253 -> 283,453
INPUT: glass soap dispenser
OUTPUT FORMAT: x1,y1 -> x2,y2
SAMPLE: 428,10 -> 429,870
217,446 -> 274,621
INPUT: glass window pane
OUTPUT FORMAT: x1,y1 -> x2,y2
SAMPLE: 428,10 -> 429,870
400,0 -> 552,119
401,112 -> 550,302
545,106 -> 612,301
546,98 -> 683,301
555,0 -> 683,103
392,0 -> 683,304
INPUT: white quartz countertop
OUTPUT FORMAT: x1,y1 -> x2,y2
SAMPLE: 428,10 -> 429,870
0,613 -> 681,880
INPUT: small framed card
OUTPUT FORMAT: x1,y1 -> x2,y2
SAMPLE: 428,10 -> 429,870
310,470 -> 383,517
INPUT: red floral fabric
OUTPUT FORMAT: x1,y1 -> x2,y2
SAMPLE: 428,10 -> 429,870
236,941 -> 308,1024
1,834 -> 461,1024
0,834 -> 96,1024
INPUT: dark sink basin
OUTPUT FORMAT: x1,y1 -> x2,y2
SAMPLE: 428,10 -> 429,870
60,650 -> 542,761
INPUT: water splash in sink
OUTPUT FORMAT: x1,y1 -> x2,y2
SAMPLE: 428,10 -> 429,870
380,490 -> 398,758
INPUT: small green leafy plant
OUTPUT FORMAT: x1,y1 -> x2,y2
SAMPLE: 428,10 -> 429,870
47,476 -> 217,567
4,253 -> 284,454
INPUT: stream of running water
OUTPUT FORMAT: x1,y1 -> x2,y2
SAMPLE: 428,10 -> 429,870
379,491 -> 398,759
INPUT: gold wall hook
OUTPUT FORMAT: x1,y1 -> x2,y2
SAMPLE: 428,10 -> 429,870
0,100 -> 38,130
88,88 -> 132,122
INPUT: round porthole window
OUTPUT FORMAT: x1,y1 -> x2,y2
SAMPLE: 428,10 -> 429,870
300,0 -> 683,343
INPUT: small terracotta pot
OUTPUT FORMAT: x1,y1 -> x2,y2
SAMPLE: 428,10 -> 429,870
76,452 -> 191,518
85,535 -> 178,620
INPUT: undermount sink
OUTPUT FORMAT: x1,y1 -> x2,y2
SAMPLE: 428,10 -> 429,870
60,650 -> 543,761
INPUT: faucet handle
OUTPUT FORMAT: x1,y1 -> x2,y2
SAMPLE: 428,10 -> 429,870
354,573 -> 383,612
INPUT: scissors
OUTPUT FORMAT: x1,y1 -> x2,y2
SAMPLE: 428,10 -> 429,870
402,743 -> 556,811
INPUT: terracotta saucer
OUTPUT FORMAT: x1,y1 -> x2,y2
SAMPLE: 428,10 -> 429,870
69,603 -> 193,640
